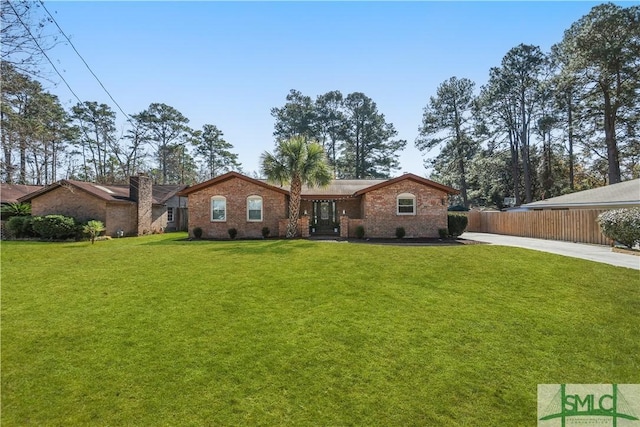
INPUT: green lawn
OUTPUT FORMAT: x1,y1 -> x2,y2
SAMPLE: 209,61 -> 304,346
1,234 -> 638,426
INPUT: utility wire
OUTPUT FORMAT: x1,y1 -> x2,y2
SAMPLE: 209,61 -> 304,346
6,0 -> 85,106
38,0 -> 132,122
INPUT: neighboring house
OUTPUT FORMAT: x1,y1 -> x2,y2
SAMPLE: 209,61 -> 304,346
179,171 -> 459,239
521,179 -> 640,210
1,184 -> 44,206
18,175 -> 188,236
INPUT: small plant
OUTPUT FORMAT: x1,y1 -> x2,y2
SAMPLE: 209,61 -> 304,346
448,213 -> 468,237
228,228 -> 238,239
83,220 -> 106,244
193,227 -> 203,239
31,215 -> 78,240
438,228 -> 449,239
597,208 -> 640,249
395,226 -> 406,239
261,227 -> 270,238
355,225 -> 365,239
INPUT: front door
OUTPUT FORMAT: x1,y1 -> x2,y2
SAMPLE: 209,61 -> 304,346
313,201 -> 335,233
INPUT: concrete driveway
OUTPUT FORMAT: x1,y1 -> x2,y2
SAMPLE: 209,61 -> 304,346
461,232 -> 640,270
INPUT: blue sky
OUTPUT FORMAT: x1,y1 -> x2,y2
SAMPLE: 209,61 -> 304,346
40,1 -> 615,177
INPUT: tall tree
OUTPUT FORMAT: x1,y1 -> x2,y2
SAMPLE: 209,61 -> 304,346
314,90 -> 345,175
416,77 -> 479,207
192,124 -> 241,179
271,89 -> 317,140
478,45 -> 547,204
70,101 -> 117,184
340,92 -> 406,179
553,3 -> 640,184
260,136 -> 332,238
133,103 -> 190,184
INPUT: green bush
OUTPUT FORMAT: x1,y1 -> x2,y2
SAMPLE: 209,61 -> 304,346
31,215 -> 78,240
597,208 -> 640,249
262,227 -> 270,238
355,225 -> 365,239
228,228 -> 238,239
6,215 -> 35,238
395,227 -> 406,239
193,227 -> 203,239
438,228 -> 449,239
448,213 -> 468,237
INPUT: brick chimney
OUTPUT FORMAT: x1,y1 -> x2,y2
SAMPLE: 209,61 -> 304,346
130,174 -> 152,235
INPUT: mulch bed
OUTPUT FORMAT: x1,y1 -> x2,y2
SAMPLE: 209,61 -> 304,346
345,237 -> 486,246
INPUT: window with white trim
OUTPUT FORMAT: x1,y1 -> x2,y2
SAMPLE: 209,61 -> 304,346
247,195 -> 263,221
397,193 -> 416,215
167,207 -> 174,222
211,196 -> 226,221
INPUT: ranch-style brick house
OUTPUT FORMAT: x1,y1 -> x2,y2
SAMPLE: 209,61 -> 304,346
18,175 -> 188,236
179,171 -> 459,239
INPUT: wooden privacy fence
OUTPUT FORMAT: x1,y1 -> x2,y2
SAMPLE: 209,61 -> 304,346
465,209 -> 612,245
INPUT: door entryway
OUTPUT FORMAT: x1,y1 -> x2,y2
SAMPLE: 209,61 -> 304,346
312,200 -> 337,234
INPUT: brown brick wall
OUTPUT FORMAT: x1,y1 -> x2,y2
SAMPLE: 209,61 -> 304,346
30,186 -> 140,237
105,203 -> 137,236
187,178 -> 288,239
361,181 -> 448,238
31,186 -> 108,223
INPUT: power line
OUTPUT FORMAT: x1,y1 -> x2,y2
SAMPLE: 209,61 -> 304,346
6,0 -> 85,106
38,0 -> 132,122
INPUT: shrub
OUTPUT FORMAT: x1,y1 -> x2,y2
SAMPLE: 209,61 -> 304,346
31,215 -> 79,240
6,215 -> 35,238
395,227 -> 406,239
438,228 -> 449,239
193,227 -> 203,239
1,202 -> 31,219
597,208 -> 640,249
261,227 -> 270,238
355,225 -> 365,239
447,205 -> 469,212
448,213 -> 468,237
83,220 -> 106,244
228,228 -> 238,239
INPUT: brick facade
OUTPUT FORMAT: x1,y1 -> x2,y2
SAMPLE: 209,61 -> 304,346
360,180 -> 448,238
24,175 -> 174,237
182,172 -> 457,239
186,176 -> 287,239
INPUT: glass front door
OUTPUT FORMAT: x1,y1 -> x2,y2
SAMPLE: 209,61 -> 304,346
313,201 -> 335,232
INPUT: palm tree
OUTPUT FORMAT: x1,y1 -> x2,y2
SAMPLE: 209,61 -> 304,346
261,135 -> 332,238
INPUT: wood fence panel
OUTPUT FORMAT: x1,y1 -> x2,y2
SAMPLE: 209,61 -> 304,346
465,209 -> 611,245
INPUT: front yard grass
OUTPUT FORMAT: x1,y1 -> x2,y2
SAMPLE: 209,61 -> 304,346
1,233 -> 638,426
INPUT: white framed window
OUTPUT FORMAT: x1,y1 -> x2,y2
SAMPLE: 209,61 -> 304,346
167,207 -> 174,222
397,193 -> 416,215
247,195 -> 263,222
211,196 -> 226,221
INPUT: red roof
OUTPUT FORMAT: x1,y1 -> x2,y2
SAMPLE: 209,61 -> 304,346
353,173 -> 459,196
178,171 -> 459,198
177,171 -> 289,196
17,180 -> 187,205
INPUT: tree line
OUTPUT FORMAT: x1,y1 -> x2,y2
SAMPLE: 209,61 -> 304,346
1,1 -> 638,208
417,3 -> 639,207
1,61 -> 242,185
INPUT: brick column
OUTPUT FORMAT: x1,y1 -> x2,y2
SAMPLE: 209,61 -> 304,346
130,174 -> 152,236
340,215 -> 349,238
